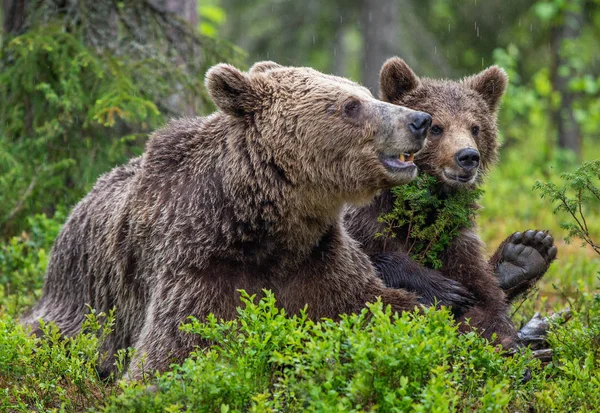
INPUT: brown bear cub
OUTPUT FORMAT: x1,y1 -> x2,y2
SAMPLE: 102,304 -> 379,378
345,57 -> 557,348
22,61 -> 434,379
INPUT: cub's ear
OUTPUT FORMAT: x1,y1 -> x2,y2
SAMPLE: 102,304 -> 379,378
205,64 -> 257,116
463,66 -> 508,112
379,57 -> 421,103
249,60 -> 283,73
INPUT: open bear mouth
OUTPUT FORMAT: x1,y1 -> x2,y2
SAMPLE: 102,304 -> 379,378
443,170 -> 476,183
379,152 -> 417,173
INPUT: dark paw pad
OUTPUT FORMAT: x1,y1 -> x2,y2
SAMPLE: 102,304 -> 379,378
497,230 -> 557,299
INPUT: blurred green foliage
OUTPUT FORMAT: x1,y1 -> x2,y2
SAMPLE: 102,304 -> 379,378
0,212 -> 64,315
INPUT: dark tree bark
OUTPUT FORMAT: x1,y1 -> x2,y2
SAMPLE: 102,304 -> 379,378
3,0 -> 26,34
360,0 -> 399,94
164,0 -> 198,27
551,8 -> 584,157
160,0 -> 199,116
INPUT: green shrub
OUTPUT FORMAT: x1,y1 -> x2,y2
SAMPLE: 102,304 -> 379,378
534,160 -> 600,256
533,293 -> 600,411
0,212 -> 64,314
0,308 -> 115,412
102,291 -> 535,413
0,288 -> 598,412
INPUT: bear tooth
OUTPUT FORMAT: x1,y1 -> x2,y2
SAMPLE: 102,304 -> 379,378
408,153 -> 414,162
399,153 -> 405,162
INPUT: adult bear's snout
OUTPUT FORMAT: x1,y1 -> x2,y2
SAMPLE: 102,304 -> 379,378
408,112 -> 432,142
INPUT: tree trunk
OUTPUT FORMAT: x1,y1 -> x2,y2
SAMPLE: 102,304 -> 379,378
551,8 -> 584,157
333,25 -> 348,78
3,0 -> 26,34
360,0 -> 399,94
162,0 -> 199,116
164,0 -> 198,27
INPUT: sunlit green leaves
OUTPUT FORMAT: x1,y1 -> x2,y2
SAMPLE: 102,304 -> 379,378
535,160 -> 600,254
102,292 -> 536,412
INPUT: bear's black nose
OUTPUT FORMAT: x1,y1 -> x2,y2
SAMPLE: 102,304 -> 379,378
455,148 -> 480,171
408,112 -> 432,141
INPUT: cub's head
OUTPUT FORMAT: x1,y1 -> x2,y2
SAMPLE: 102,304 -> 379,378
379,57 -> 508,189
205,62 -> 431,205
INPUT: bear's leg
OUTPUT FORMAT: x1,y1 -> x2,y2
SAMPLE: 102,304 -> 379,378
441,230 -> 519,349
490,230 -> 557,302
124,270 -> 243,381
371,251 -> 475,316
276,257 -> 425,320
125,299 -> 204,381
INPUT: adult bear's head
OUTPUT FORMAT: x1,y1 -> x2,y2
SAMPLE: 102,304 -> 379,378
379,57 -> 508,189
205,62 -> 431,206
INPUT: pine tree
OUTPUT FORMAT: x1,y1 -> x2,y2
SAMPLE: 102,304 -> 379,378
0,0 -> 240,236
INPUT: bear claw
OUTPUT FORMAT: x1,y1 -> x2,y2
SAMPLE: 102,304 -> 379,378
518,308 -> 571,354
415,277 -> 476,317
495,230 -> 557,301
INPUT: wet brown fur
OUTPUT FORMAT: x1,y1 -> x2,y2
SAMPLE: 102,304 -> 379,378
345,57 -> 518,347
21,62 -> 430,379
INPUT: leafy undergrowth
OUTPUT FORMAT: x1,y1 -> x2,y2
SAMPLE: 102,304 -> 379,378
1,290 -> 599,412
0,309 -> 118,412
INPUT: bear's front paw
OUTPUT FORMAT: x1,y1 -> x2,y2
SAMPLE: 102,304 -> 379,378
496,230 -> 557,300
417,277 -> 475,317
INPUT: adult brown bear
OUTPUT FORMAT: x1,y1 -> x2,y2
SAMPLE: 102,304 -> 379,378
22,62 -> 436,379
345,58 -> 557,348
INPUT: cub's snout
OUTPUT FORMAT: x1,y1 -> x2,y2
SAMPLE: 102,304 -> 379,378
455,148 -> 480,172
441,146 -> 480,185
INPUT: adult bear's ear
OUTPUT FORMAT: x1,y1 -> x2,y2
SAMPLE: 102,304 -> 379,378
463,66 -> 508,112
379,57 -> 421,103
205,64 -> 257,116
249,60 -> 283,73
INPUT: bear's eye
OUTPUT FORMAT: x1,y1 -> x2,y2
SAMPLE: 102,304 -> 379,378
343,99 -> 362,119
471,126 -> 480,136
430,125 -> 443,135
